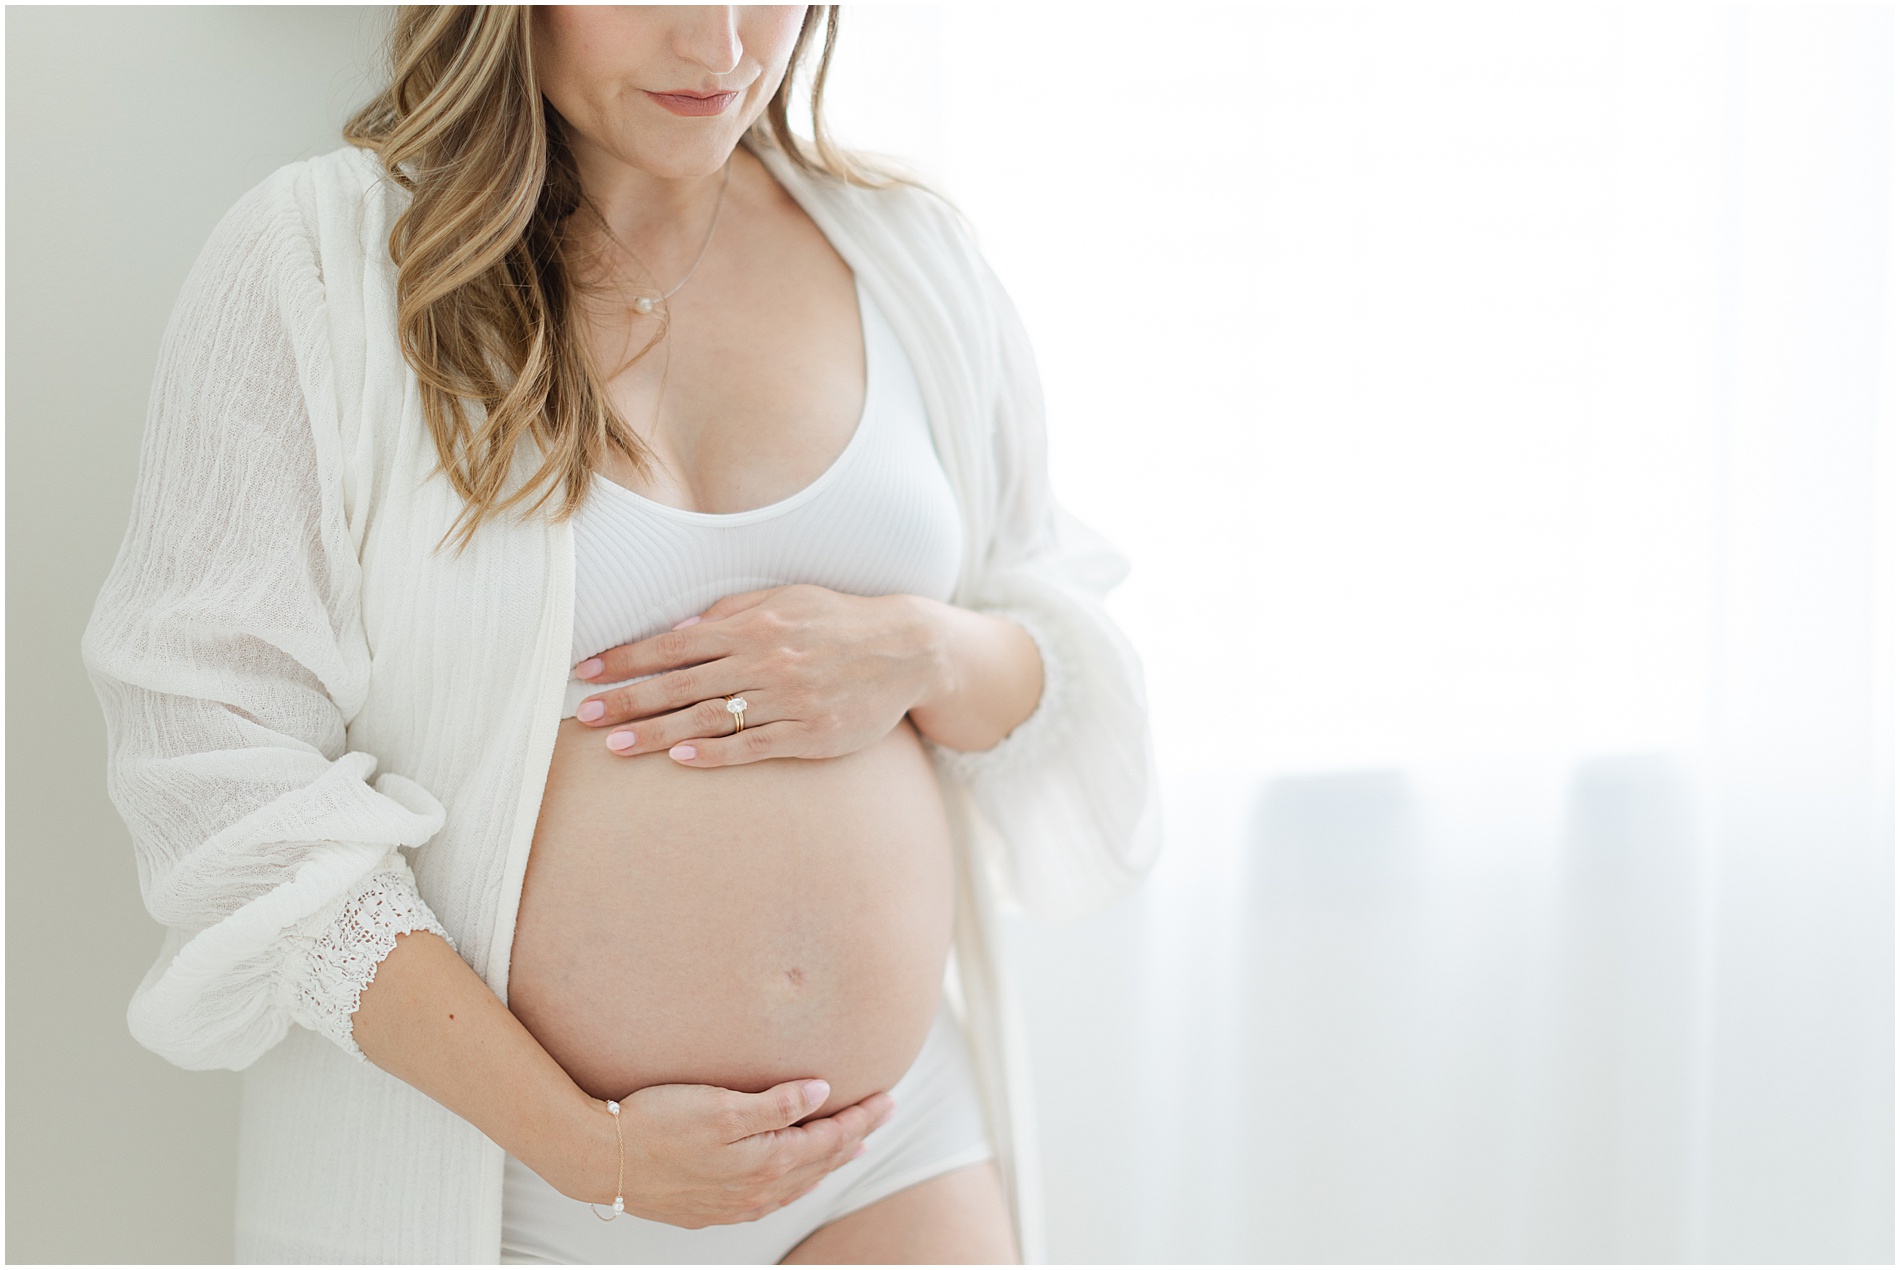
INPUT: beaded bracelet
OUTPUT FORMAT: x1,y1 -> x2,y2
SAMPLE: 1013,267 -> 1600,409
590,1099 -> 626,1221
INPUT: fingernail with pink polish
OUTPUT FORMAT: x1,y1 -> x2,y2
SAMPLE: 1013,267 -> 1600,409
672,615 -> 701,630
575,658 -> 604,679
669,743 -> 697,761
606,730 -> 637,752
577,700 -> 605,723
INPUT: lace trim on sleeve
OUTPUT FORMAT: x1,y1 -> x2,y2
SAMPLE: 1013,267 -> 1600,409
927,605 -> 1073,784
280,865 -> 453,1062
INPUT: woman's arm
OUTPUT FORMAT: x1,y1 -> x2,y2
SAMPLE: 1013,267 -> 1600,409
353,931 -> 892,1222
922,234 -> 1163,921
904,595 -> 1044,752
353,932 -> 612,1199
568,586 -> 1043,765
83,172 -> 452,1071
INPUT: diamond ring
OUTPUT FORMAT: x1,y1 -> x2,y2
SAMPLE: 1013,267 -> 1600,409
725,695 -> 748,734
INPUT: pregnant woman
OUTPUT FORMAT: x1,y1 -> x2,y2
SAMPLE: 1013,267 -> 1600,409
83,6 -> 1157,1264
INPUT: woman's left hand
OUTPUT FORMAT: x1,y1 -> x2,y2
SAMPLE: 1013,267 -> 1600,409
572,585 -> 946,767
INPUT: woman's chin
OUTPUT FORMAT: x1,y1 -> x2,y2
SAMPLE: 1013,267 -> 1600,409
595,113 -> 758,183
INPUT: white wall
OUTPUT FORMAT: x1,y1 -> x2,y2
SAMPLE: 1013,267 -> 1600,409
6,8 -> 389,1262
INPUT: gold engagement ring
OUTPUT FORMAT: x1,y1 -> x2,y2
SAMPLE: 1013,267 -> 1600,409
725,695 -> 747,734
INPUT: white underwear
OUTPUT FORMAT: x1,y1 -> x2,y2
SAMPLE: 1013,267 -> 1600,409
499,998 -> 994,1265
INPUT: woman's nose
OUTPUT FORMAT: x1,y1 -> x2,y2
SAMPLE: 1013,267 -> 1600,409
675,5 -> 742,76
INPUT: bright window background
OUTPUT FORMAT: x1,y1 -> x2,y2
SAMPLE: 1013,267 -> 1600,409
828,5 -> 1891,1262
834,5 -> 1727,775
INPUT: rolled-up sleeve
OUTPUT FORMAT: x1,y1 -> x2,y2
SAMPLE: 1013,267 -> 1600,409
83,171 -> 450,1071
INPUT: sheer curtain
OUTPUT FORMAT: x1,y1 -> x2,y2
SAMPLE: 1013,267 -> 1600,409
829,5 -> 1892,1261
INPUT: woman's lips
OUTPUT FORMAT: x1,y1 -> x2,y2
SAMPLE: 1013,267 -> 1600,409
646,90 -> 738,118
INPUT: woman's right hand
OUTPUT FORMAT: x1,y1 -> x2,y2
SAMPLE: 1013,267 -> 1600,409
561,1078 -> 896,1228
349,931 -> 894,1233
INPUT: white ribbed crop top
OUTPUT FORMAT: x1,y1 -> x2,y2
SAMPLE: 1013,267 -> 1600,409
564,278 -> 965,718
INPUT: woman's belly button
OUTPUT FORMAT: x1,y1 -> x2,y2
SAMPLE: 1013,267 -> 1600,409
508,721 -> 955,1107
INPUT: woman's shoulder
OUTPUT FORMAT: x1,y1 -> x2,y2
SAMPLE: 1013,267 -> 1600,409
167,145 -> 410,406
168,147 -> 404,438
283,142 -> 403,216
196,145 -> 400,292
754,137 -> 980,271
832,164 -> 983,274
795,162 -> 1014,383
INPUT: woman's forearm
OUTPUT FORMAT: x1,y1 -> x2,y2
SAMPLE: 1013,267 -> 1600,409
350,930 -> 612,1202
906,597 -> 1045,752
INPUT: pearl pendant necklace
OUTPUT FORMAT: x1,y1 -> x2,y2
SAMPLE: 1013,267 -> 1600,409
621,158 -> 731,317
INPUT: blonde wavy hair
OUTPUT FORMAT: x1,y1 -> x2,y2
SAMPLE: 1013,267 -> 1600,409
343,5 -> 866,552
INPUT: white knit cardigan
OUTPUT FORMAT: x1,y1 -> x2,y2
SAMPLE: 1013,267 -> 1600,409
82,139 -> 1160,1264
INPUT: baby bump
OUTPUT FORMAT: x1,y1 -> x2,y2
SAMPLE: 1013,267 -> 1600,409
507,718 -> 956,1116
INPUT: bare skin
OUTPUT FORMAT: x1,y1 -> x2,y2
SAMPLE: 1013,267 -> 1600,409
782,1162 -> 1019,1264
352,5 -> 1039,1257
509,721 -> 956,1115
